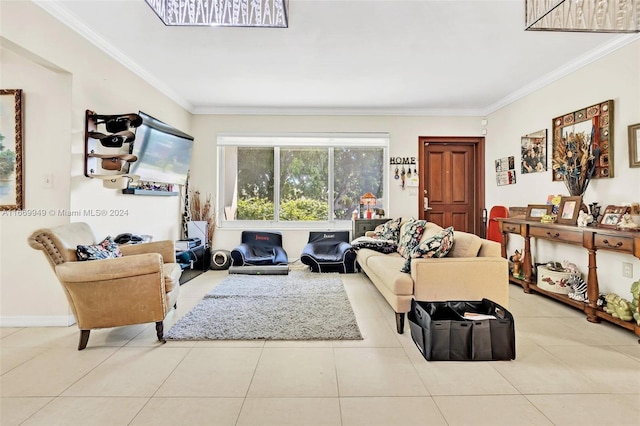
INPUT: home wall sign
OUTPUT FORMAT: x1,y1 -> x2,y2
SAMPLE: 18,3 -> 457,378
390,156 -> 417,189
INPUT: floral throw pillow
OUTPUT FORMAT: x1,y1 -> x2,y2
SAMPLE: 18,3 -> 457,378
350,236 -> 398,254
396,219 -> 427,259
372,217 -> 403,242
401,226 -> 455,273
77,236 -> 122,261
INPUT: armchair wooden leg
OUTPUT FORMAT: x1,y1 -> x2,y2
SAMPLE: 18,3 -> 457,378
395,313 -> 405,334
78,330 -> 90,350
156,321 -> 166,344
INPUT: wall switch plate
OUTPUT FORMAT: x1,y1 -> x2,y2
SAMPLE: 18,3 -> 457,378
42,173 -> 53,188
622,262 -> 633,278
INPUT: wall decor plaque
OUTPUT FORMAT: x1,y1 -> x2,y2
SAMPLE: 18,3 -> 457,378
552,100 -> 613,182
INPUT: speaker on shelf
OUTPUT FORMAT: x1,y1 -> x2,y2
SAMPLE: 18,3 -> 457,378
210,249 -> 232,270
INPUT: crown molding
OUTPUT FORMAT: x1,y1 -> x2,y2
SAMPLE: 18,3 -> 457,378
190,106 -> 485,116
34,0 -> 193,112
483,33 -> 640,116
35,1 -> 639,117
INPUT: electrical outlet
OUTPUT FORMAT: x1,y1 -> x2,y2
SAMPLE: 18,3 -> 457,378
622,262 -> 633,278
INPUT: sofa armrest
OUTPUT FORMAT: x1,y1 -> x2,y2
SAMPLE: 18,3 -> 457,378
478,239 -> 501,257
411,256 -> 509,307
55,253 -> 164,283
119,241 -> 176,263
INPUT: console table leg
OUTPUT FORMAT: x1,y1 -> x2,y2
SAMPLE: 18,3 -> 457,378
586,248 -> 600,323
522,235 -> 532,293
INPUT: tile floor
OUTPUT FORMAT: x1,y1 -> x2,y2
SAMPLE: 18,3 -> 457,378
1,270 -> 639,426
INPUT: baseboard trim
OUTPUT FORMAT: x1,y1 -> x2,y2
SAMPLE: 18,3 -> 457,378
0,315 -> 76,327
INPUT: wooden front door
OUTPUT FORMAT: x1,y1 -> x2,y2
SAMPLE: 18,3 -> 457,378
419,137 -> 485,235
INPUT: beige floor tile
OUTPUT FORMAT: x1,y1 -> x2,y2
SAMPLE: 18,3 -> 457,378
0,346 -> 49,375
0,328 -> 22,338
332,316 -> 400,348
196,339 -> 266,348
334,347 -> 428,397
155,347 -> 262,397
247,348 -> 338,397
20,396 -> 148,426
434,395 -> 554,426
130,397 -> 244,425
264,340 -> 333,348
340,396 -> 447,425
0,397 -> 52,426
543,344 -> 640,393
62,347 -> 191,397
413,361 -> 519,395
611,344 -> 640,361
0,347 -> 118,397
516,317 -> 598,347
490,344 -> 600,394
236,397 -> 341,426
0,326 -> 78,348
526,393 -> 640,426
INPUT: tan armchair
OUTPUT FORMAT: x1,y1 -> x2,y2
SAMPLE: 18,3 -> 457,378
28,222 -> 181,350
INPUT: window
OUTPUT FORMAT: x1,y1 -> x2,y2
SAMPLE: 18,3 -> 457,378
218,133 -> 388,228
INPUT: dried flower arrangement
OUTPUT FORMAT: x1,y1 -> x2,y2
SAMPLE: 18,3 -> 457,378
552,130 -> 598,196
190,190 -> 215,246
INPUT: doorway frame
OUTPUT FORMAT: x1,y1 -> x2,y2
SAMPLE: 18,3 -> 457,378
418,136 -> 486,235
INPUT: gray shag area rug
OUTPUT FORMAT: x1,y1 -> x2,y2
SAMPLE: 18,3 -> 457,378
166,270 -> 362,340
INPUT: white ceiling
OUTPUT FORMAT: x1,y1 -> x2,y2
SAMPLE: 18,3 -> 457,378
37,0 -> 638,115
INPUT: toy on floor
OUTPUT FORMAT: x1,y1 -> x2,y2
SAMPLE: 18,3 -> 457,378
630,280 -> 640,325
603,293 -> 634,322
567,275 -> 588,302
510,250 -> 523,278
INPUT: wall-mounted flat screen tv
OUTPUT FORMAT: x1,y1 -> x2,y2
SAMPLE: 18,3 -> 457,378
129,111 -> 194,185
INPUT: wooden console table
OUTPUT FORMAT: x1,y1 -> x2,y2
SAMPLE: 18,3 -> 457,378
497,218 -> 640,340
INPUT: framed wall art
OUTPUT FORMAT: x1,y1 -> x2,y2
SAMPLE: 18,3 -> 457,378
526,204 -> 553,221
629,122 -> 640,168
598,205 -> 630,229
557,196 -> 582,225
551,100 -> 613,182
521,129 -> 547,174
0,89 -> 24,210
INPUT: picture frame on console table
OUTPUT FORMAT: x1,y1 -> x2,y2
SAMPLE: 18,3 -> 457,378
557,196 -> 582,225
598,205 -> 630,229
526,204 -> 552,221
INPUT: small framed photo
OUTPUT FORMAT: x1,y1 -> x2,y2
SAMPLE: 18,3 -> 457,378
557,196 -> 582,225
598,205 -> 630,229
526,204 -> 553,221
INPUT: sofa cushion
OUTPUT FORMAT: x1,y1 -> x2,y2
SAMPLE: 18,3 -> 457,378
362,252 -> 414,295
351,236 -> 398,254
372,217 -> 403,242
400,226 -> 455,272
447,231 -> 482,258
397,219 -> 427,259
76,236 -> 122,261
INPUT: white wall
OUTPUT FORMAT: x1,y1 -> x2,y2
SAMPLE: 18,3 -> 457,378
485,40 -> 640,298
189,114 -> 483,258
0,2 -> 192,326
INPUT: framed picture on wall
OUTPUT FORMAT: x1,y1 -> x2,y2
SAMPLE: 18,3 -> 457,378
521,129 -> 547,174
0,89 -> 24,210
551,100 -> 613,181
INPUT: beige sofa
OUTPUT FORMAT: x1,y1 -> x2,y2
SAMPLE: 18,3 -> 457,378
356,220 -> 509,333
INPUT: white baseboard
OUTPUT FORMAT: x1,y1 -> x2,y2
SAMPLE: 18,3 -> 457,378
0,315 -> 76,327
